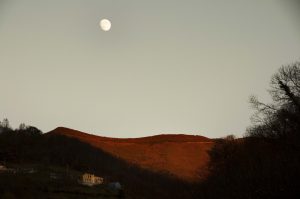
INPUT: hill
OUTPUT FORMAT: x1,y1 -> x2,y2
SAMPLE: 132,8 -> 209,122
49,127 -> 214,181
0,128 -> 194,199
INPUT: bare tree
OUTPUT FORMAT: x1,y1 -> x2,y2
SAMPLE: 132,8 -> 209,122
19,123 -> 27,130
1,118 -> 10,129
247,61 -> 300,139
269,62 -> 300,111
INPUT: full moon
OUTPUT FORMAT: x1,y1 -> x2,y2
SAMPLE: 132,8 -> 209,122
100,19 -> 111,31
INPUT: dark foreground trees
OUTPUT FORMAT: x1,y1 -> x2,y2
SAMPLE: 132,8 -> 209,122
248,62 -> 300,142
200,61 -> 300,199
0,121 -> 193,199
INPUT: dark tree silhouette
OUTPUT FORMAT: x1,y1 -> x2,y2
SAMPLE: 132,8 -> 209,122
198,62 -> 300,199
248,61 -> 300,141
0,118 -> 13,133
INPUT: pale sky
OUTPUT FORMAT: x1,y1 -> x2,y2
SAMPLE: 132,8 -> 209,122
1,0 -> 300,138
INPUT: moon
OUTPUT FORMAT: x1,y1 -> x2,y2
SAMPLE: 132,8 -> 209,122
100,19 -> 111,31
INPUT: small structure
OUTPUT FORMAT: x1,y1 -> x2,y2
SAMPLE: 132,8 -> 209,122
0,164 -> 7,172
81,173 -> 104,186
0,164 -> 15,174
108,182 -> 122,191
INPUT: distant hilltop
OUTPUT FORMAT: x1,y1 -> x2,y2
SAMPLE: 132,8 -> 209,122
48,127 -> 214,181
49,127 -> 212,143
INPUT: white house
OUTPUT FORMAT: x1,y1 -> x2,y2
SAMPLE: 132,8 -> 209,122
81,173 -> 104,186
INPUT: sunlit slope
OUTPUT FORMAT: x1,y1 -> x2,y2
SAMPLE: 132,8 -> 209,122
49,127 -> 214,181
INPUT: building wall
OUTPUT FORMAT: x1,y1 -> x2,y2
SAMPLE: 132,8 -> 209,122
82,173 -> 103,185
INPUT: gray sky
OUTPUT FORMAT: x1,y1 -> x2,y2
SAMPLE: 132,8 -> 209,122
1,0 -> 300,138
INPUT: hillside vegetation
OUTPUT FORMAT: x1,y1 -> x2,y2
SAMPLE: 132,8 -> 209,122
0,164 -> 121,199
0,126 -> 195,199
49,127 -> 213,181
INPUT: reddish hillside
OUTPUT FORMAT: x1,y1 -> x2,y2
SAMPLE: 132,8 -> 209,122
48,127 -> 214,181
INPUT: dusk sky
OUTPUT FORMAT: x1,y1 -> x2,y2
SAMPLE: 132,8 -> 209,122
1,0 -> 300,138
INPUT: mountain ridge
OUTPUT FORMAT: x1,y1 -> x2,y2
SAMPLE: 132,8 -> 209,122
48,127 -> 212,143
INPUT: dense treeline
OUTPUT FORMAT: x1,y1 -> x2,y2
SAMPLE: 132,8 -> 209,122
199,62 -> 300,198
0,121 -> 194,199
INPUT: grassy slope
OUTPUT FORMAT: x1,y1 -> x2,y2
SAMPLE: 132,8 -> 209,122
0,164 -> 121,199
49,127 -> 214,181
